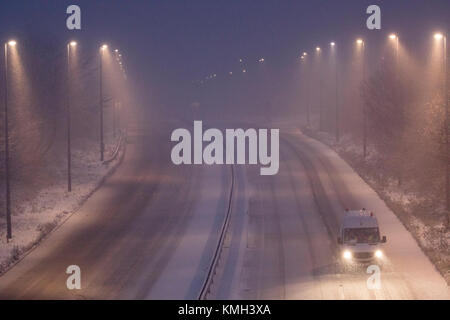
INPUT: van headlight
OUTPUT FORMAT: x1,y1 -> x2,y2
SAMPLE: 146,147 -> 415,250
375,250 -> 383,258
343,250 -> 352,260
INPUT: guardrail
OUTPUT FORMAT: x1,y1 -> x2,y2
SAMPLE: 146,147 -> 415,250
103,131 -> 126,164
198,165 -> 235,300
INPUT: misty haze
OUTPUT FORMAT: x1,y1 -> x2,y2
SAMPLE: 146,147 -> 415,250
0,0 -> 448,303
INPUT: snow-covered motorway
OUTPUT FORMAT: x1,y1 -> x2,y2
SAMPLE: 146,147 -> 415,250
0,119 -> 233,299
211,125 -> 449,300
0,120 -> 448,299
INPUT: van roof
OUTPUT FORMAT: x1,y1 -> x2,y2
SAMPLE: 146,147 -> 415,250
342,210 -> 379,228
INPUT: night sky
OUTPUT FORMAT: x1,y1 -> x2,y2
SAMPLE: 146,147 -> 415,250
0,0 -> 448,112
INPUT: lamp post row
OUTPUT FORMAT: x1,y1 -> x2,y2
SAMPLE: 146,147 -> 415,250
2,33 -> 447,239
3,40 -> 124,241
300,32 -> 448,218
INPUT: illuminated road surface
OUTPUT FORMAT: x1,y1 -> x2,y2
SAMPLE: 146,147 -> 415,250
0,119 -> 232,299
211,124 -> 450,300
0,120 -> 448,299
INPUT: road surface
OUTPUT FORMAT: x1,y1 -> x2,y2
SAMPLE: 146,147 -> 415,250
0,119 -> 448,299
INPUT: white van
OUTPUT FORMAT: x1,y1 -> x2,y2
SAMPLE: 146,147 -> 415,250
337,209 -> 387,263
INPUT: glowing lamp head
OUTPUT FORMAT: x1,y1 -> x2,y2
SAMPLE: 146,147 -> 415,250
389,34 -> 397,40
343,250 -> 352,260
434,33 -> 444,40
356,39 -> 364,45
302,52 -> 307,56
316,47 -> 321,52
330,42 -> 335,47
8,40 -> 16,47
115,49 -> 119,52
101,44 -> 108,50
69,41 -> 77,47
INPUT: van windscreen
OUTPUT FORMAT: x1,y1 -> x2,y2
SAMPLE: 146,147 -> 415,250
344,228 -> 380,244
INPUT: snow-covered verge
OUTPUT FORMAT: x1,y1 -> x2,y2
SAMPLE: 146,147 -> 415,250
0,133 -> 126,276
302,127 -> 450,285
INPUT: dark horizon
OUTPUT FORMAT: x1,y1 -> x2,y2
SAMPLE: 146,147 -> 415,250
0,0 -> 448,112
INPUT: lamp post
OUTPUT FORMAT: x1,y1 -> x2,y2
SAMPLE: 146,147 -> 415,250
389,34 -> 400,93
316,47 -> 323,131
99,44 -> 107,161
435,33 -> 449,214
389,34 -> 403,185
113,100 -> 117,138
331,42 -> 339,142
389,34 -> 399,65
4,40 -> 16,241
66,41 -> 76,192
357,39 -> 367,158
113,49 -> 120,138
301,52 -> 310,126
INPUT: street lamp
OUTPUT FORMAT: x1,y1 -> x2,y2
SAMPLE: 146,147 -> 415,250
66,41 -> 76,192
357,38 -> 367,158
389,34 -> 400,117
301,52 -> 310,126
99,44 -> 108,161
4,40 -> 16,241
388,34 -> 400,96
389,34 -> 403,184
435,32 -> 448,214
331,41 -> 339,142
315,46 -> 323,130
389,34 -> 399,62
